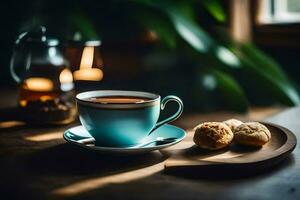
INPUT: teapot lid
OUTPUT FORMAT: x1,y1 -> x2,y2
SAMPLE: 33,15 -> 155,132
15,26 -> 59,46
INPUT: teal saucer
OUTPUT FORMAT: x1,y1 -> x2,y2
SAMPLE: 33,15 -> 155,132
63,124 -> 186,154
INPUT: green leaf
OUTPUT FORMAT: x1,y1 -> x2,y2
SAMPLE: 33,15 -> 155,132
128,0 -> 300,106
202,69 -> 248,112
216,29 -> 300,105
238,43 -> 288,81
201,0 -> 227,22
166,7 -> 214,53
234,43 -> 300,105
164,5 -> 300,106
209,69 -> 248,112
132,0 -> 215,52
68,12 -> 99,40
134,8 -> 177,48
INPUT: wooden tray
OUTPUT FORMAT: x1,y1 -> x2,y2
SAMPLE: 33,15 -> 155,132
164,122 -> 297,174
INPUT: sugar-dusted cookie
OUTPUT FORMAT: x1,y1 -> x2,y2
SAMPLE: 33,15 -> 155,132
223,118 -> 243,132
193,122 -> 234,150
234,122 -> 271,147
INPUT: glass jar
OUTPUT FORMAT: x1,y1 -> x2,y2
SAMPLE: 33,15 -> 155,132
10,26 -> 76,125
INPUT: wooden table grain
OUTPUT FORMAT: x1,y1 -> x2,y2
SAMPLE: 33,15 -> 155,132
0,89 -> 299,200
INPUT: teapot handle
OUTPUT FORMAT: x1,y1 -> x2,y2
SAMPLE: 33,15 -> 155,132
10,48 -> 31,83
10,32 -> 31,83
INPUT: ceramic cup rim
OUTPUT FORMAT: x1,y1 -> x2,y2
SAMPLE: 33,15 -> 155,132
76,90 -> 161,109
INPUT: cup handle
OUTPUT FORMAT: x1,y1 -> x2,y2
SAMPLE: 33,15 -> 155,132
149,95 -> 183,135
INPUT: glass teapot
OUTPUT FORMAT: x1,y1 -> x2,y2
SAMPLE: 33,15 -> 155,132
10,26 -> 76,125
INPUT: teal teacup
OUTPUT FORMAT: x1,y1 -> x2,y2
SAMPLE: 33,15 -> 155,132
76,90 -> 183,147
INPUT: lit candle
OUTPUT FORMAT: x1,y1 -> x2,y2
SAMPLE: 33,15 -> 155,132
59,68 -> 74,91
73,46 -> 104,81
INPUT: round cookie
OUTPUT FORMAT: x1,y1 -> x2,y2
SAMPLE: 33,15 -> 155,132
223,118 -> 243,132
234,122 -> 271,147
193,122 -> 234,150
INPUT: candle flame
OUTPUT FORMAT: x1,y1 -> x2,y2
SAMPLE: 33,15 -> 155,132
59,69 -> 73,83
79,46 -> 94,69
73,46 -> 103,81
59,68 -> 74,91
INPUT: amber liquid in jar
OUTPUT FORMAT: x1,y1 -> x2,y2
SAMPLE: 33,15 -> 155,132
18,64 -> 76,125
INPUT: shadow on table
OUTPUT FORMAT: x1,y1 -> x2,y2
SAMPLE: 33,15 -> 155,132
1,139 -> 168,200
0,120 -> 169,199
1,120 -> 297,199
48,143 -> 296,199
22,143 -> 167,177
55,154 -> 296,200
163,153 -> 295,180
0,143 -> 166,199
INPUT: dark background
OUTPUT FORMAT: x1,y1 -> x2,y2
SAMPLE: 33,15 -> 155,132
1,0 -> 300,112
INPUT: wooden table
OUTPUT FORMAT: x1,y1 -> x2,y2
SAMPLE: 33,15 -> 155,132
0,89 -> 299,199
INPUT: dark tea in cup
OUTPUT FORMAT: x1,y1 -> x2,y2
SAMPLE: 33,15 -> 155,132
86,96 -> 151,104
